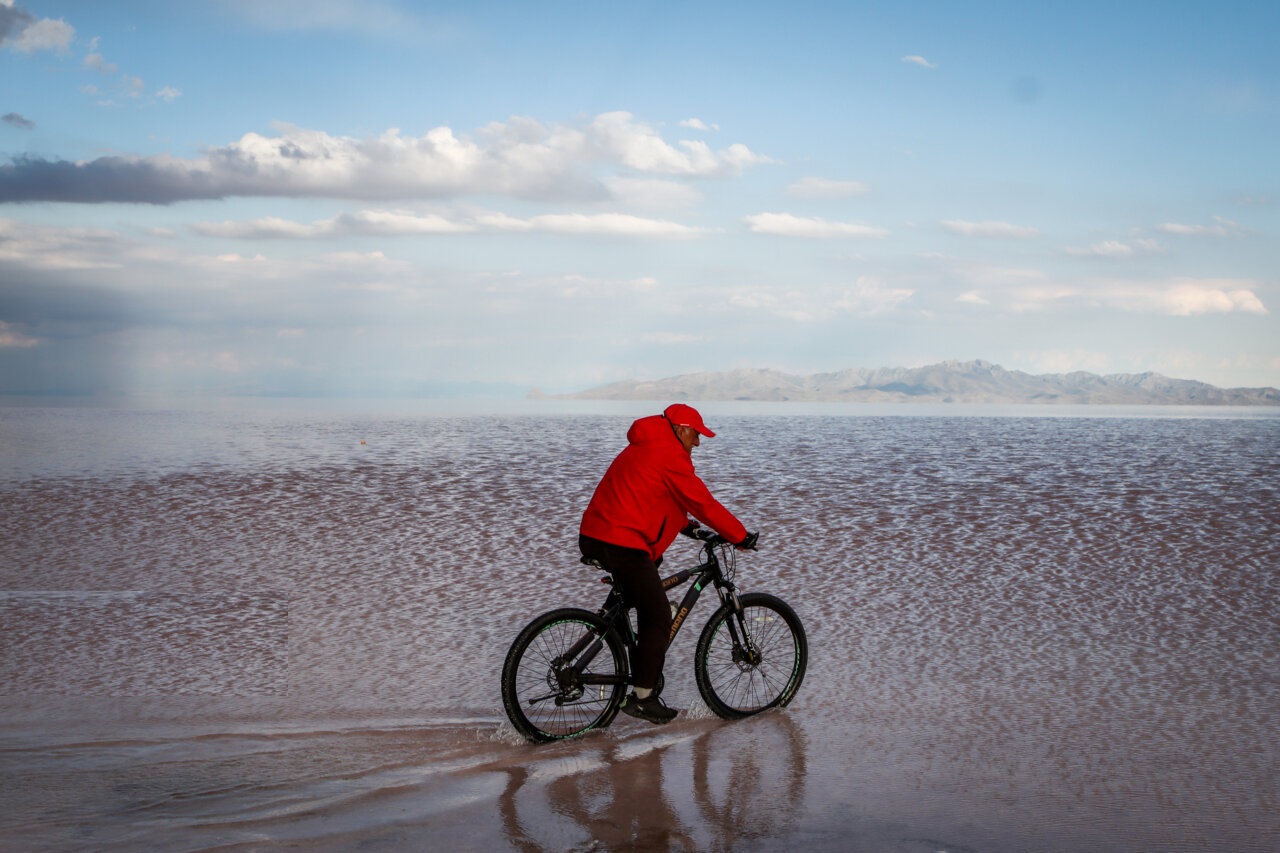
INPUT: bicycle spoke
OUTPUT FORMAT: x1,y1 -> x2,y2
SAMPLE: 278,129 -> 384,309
695,594 -> 806,719
502,609 -> 627,741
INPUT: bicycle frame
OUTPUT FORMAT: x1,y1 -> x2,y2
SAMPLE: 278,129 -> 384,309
557,538 -> 746,692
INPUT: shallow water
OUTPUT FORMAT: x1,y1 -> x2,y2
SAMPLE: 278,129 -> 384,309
1,404 -> 1277,851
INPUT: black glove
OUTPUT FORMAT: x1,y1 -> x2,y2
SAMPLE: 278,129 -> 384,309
737,531 -> 759,551
680,520 -> 702,539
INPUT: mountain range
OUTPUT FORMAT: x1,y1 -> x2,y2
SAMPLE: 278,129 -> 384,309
552,360 -> 1280,406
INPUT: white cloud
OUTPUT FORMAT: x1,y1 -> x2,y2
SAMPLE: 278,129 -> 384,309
485,212 -> 711,238
901,55 -> 937,69
967,274 -> 1268,316
341,208 -> 476,235
729,289 -> 816,322
930,247 -> 1266,316
981,266 -> 1050,285
76,35 -> 157,105
786,177 -> 870,199
941,219 -> 1040,239
832,278 -> 915,314
1151,279 -> 1267,315
1065,238 -> 1162,258
589,112 -> 773,177
1006,285 -> 1081,312
535,273 -> 662,299
720,142 -> 776,172
193,208 -> 712,240
0,218 -> 127,269
1157,222 -> 1227,236
0,2 -> 74,53
197,217 -> 326,239
728,277 -> 912,321
211,351 -> 243,373
84,52 -> 118,74
678,118 -> 718,132
0,320 -> 40,348
743,212 -> 889,239
1,113 -> 772,203
1066,240 -> 1136,257
1156,217 -> 1242,237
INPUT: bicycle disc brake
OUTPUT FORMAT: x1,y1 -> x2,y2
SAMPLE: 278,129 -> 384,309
546,661 -> 584,705
732,639 -> 763,669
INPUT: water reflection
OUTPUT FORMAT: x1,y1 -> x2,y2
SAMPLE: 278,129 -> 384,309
499,714 -> 807,852
691,714 -> 807,848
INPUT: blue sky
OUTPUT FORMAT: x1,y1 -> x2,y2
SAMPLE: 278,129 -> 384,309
1,0 -> 1277,398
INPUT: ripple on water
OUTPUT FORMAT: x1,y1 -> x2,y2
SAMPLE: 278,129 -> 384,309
1,409 -> 1277,849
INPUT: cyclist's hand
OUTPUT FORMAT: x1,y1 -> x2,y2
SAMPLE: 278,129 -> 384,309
679,520 -> 701,539
736,531 -> 759,551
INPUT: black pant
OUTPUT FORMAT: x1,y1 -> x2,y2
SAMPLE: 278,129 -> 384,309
579,534 -> 672,691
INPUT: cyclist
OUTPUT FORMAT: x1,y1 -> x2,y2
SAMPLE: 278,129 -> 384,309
579,403 -> 758,724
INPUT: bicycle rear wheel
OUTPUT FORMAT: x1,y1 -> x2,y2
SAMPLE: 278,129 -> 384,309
694,592 -> 807,719
501,607 -> 628,742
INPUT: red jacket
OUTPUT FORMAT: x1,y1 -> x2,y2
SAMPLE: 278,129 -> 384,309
580,414 -> 748,560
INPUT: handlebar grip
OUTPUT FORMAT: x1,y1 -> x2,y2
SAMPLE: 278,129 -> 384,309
689,526 -> 754,547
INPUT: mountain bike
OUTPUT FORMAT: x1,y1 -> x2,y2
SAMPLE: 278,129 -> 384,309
501,528 -> 807,743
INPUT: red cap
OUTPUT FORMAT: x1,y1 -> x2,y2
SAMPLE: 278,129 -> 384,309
664,403 -> 715,438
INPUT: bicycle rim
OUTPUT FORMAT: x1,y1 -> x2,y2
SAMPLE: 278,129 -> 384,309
694,592 -> 807,719
501,608 -> 627,742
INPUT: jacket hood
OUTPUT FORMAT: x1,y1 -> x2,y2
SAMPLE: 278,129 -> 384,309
626,413 -> 680,447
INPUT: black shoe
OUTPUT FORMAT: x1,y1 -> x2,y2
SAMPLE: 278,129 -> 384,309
620,691 -> 679,724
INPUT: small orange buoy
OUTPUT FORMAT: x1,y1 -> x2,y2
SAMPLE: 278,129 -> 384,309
360,439 -> 367,445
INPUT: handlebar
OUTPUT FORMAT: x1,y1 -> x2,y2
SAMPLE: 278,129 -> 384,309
683,525 -> 759,551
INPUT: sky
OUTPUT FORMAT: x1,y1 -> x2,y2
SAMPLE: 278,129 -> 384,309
1,0 -> 1277,399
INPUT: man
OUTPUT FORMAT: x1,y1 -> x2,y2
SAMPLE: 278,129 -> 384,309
579,403 -> 758,724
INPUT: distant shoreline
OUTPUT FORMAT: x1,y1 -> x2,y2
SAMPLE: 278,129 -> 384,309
545,360 -> 1280,407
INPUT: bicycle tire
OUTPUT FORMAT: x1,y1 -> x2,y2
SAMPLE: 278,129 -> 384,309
501,607 -> 628,743
694,592 -> 807,719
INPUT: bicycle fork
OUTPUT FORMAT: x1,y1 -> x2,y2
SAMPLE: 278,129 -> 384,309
718,586 -> 763,668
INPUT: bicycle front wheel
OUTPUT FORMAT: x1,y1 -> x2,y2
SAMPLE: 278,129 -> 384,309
501,607 -> 628,743
694,592 -> 807,719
